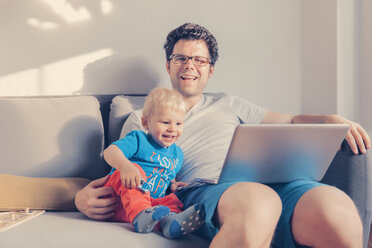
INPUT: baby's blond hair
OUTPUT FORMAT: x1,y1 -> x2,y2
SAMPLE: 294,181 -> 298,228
143,88 -> 186,118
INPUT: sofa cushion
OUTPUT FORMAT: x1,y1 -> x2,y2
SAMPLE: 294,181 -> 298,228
0,174 -> 90,211
0,212 -> 210,248
108,95 -> 145,144
0,96 -> 109,179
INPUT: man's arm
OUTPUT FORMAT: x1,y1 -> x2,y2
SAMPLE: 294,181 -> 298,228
75,113 -> 143,220
261,111 -> 371,154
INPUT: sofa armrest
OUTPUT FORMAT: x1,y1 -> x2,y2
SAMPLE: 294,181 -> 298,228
321,140 -> 372,247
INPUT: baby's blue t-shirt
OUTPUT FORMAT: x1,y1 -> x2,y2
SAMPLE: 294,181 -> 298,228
111,130 -> 183,198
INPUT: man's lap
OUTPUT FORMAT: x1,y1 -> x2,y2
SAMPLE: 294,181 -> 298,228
269,180 -> 324,247
175,182 -> 236,239
175,180 -> 324,247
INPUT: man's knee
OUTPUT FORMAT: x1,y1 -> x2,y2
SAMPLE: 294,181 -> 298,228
293,186 -> 363,248
213,182 -> 282,247
217,182 -> 281,228
317,197 -> 362,247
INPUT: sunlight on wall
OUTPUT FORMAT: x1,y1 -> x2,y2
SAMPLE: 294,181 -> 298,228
0,48 -> 113,96
101,0 -> 113,15
0,69 -> 41,96
27,18 -> 60,30
27,0 -> 113,30
42,0 -> 91,23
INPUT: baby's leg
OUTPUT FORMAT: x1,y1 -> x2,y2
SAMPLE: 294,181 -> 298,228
132,205 -> 170,233
105,166 -> 152,223
160,204 -> 205,239
151,192 -> 183,213
110,164 -> 171,233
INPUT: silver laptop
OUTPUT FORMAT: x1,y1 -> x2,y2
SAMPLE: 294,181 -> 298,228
216,124 -> 349,184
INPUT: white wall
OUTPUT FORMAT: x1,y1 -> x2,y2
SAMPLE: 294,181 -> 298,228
300,0 -> 371,136
0,0 -> 370,134
361,0 -> 372,136
301,0 -> 337,115
0,0 -> 301,114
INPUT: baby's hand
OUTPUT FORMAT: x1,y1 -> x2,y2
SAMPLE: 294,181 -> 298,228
170,181 -> 188,193
120,165 -> 142,189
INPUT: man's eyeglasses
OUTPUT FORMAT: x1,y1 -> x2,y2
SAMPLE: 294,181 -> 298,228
169,54 -> 210,67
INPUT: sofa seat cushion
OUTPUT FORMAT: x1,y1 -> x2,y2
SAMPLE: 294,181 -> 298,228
0,211 -> 209,248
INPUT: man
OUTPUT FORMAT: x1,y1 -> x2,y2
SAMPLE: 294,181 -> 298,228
75,23 -> 371,247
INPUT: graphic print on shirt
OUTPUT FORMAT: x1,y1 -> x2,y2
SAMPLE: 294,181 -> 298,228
145,152 -> 180,198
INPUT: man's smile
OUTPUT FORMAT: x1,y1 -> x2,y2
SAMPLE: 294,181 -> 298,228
180,74 -> 198,80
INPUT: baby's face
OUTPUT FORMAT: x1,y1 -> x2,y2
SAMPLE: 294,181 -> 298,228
144,108 -> 184,148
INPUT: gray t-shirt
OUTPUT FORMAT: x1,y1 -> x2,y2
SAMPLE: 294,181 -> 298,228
120,93 -> 267,186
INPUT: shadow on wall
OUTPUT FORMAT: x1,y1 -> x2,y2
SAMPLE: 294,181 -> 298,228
80,54 -> 161,95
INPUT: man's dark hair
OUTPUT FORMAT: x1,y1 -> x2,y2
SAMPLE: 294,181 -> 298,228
164,23 -> 219,65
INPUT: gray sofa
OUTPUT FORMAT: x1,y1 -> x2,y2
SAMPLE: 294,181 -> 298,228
0,95 -> 371,248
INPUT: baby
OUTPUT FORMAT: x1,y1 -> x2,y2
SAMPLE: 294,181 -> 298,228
103,88 -> 204,238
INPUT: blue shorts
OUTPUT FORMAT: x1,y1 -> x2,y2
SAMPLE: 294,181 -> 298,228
175,180 -> 325,247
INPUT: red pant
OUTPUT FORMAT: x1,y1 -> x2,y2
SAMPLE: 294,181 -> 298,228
104,163 -> 183,223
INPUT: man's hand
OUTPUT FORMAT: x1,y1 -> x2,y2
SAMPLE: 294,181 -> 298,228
170,181 -> 188,193
119,165 -> 143,189
325,114 -> 371,154
75,176 -> 118,221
